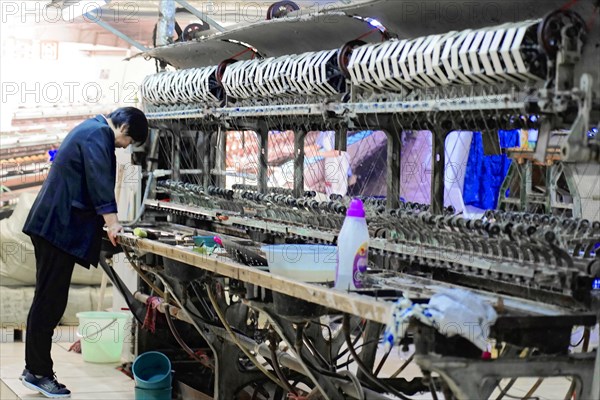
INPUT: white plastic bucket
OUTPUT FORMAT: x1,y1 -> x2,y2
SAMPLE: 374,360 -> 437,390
76,311 -> 131,363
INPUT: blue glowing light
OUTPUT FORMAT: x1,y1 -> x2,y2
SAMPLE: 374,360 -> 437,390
369,19 -> 384,29
593,278 -> 600,290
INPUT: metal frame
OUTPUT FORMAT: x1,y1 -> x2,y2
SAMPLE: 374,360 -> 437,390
84,8 -> 149,52
106,5 -> 600,400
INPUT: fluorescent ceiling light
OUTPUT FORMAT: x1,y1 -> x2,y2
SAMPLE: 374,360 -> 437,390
368,19 -> 383,29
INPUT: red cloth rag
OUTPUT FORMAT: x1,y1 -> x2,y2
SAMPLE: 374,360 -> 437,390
142,296 -> 163,333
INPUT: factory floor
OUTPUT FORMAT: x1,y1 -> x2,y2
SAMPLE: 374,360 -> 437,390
0,327 -> 135,400
0,327 -> 584,400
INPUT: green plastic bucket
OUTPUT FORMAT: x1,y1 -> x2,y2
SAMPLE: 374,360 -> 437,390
132,352 -> 172,390
76,311 -> 130,363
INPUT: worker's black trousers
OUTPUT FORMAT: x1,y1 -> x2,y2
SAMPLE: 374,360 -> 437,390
25,236 -> 76,377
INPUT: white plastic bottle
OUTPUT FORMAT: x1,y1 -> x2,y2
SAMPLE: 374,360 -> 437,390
335,199 -> 369,290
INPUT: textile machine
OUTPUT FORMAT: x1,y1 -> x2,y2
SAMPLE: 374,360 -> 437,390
104,1 -> 600,398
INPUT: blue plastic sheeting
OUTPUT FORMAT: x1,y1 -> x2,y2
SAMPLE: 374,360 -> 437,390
463,131 -> 520,210
348,130 -> 377,146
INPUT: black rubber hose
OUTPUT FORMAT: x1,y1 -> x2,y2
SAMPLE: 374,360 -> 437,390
269,334 -> 297,395
342,315 -> 414,400
98,255 -> 145,325
164,304 -> 214,369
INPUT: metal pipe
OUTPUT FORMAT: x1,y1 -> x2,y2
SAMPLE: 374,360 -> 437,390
146,129 -> 161,173
134,291 -> 193,323
84,9 -> 148,52
215,127 -> 227,188
124,171 -> 153,226
150,169 -> 206,175
157,0 -> 176,46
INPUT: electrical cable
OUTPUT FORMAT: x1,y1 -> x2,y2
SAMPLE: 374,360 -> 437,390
495,345 -> 551,400
338,371 -> 366,400
496,378 -> 518,400
144,270 -> 249,336
269,332 -> 298,396
428,374 -> 439,400
373,348 -> 391,377
138,268 -> 274,391
293,324 -> 375,399
309,319 -> 334,364
302,333 -> 332,370
570,335 -> 586,348
292,325 -> 355,380
563,378 -> 576,400
122,246 -> 166,298
570,327 -> 591,349
336,339 -> 382,371
390,354 -> 414,378
334,319 -> 367,362
522,379 -> 543,400
164,304 -> 214,370
205,283 -> 288,391
496,382 -> 541,400
342,315 -> 415,400
565,327 -> 591,400
189,280 -> 218,321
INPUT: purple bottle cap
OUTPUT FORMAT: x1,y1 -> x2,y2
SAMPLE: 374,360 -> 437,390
347,199 -> 365,218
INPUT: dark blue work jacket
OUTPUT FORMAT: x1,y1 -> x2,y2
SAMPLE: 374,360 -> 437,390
23,115 -> 118,268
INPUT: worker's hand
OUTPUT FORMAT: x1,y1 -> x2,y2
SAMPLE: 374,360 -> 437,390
107,223 -> 123,247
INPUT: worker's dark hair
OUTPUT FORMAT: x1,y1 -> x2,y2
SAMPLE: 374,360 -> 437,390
107,107 -> 149,145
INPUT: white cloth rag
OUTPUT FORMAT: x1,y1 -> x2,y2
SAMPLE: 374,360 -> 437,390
384,289 -> 497,352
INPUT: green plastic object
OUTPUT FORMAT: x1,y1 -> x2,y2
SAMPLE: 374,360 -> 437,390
76,312 -> 131,363
133,228 -> 148,238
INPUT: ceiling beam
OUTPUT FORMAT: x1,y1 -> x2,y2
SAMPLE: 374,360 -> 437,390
174,0 -> 226,32
84,9 -> 149,52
